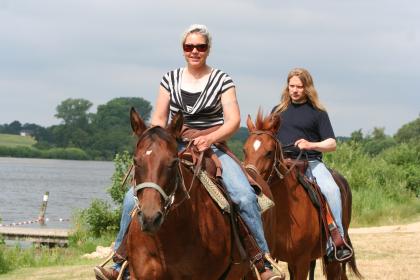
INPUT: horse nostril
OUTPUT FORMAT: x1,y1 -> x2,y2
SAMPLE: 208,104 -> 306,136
137,211 -> 144,223
153,211 -> 164,227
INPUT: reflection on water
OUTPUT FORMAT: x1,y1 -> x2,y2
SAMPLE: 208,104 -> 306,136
0,157 -> 115,229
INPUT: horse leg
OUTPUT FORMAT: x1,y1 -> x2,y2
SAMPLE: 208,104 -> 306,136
325,261 -> 343,280
288,263 -> 294,280
289,259 -> 311,280
129,256 -> 165,280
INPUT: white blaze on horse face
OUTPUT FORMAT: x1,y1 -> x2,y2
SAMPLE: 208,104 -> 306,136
145,150 -> 153,156
253,140 -> 262,152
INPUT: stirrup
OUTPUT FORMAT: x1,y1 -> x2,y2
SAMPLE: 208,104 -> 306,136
117,261 -> 129,280
252,253 -> 285,280
98,251 -> 129,280
331,239 -> 354,262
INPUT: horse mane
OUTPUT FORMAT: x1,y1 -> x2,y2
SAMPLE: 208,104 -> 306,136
254,109 -> 276,131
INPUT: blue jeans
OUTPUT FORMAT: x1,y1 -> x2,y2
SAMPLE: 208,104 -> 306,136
212,146 -> 269,253
306,160 -> 344,252
112,187 -> 135,271
112,146 -> 270,270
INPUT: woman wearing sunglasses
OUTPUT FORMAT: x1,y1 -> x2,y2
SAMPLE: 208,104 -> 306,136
94,24 -> 284,280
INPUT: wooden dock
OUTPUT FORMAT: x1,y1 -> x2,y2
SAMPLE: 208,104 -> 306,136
0,227 -> 70,247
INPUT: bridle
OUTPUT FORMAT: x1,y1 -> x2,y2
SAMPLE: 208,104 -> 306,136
131,130 -> 191,218
244,130 -> 303,184
244,130 -> 285,184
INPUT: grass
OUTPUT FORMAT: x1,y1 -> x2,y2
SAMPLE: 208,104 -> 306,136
0,229 -> 115,276
0,133 -> 36,147
0,259 -> 99,280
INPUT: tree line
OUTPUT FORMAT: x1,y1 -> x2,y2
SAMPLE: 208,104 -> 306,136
0,97 -> 152,160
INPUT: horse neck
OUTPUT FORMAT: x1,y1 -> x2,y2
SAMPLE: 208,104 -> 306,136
271,159 -> 309,209
165,164 -> 207,223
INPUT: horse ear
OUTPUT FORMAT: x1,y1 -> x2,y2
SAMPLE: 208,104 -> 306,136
168,111 -> 184,138
246,114 -> 256,132
269,113 -> 281,134
130,107 -> 147,137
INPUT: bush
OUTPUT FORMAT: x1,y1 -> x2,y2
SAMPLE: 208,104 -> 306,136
79,199 -> 120,237
0,145 -> 89,160
72,151 -> 132,240
324,142 -> 420,226
108,151 -> 132,205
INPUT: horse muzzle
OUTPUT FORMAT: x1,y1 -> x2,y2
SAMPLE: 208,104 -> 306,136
137,209 -> 164,234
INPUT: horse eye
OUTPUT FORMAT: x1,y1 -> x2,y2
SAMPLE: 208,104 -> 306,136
168,158 -> 179,168
265,151 -> 273,158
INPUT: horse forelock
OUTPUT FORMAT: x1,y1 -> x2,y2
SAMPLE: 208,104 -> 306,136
137,126 -> 177,150
254,111 -> 274,132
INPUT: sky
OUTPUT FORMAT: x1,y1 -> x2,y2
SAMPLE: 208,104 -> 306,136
0,0 -> 419,137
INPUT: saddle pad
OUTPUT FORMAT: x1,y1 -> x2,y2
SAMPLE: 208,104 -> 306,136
197,169 -> 274,214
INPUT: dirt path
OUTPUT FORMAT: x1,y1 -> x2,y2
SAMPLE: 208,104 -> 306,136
1,222 -> 420,279
309,221 -> 420,279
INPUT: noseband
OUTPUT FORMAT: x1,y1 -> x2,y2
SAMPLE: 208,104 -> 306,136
132,158 -> 190,217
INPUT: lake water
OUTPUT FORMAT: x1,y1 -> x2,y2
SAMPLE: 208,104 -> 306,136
0,157 -> 115,229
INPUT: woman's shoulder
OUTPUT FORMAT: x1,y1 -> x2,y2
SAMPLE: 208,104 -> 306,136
210,68 -> 232,78
163,67 -> 183,76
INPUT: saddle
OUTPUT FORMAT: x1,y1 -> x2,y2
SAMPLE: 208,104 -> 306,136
178,140 -> 275,272
178,126 -> 279,273
284,158 -> 353,262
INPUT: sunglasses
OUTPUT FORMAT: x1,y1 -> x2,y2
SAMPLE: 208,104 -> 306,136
183,44 -> 208,52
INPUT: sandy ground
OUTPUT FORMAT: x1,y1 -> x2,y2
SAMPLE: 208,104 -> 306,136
1,222 -> 420,279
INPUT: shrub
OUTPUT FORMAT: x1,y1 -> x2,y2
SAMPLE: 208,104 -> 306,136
79,199 -> 119,237
324,141 -> 419,226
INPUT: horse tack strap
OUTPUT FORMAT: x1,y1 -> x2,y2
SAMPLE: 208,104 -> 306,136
133,182 -> 170,203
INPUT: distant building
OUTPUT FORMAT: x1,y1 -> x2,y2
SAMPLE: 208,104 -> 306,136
20,131 -> 32,137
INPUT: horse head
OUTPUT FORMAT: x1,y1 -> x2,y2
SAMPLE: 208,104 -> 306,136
243,110 -> 282,182
130,107 -> 183,234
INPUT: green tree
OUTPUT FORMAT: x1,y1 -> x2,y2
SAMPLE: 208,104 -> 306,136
2,121 -> 22,135
55,98 -> 93,128
362,127 -> 396,156
371,127 -> 386,140
394,116 -> 420,144
89,97 -> 152,158
350,129 -> 364,143
92,97 -> 152,130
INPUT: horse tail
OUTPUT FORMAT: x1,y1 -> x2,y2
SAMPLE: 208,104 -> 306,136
309,259 -> 316,280
345,237 -> 363,279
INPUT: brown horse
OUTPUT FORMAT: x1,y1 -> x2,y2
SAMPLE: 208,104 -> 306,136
126,108 -> 277,280
243,112 -> 362,280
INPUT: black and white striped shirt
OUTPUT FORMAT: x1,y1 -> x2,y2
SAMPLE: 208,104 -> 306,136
160,68 -> 235,129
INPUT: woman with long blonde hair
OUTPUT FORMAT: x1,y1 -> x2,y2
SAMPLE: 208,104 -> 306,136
273,68 -> 353,261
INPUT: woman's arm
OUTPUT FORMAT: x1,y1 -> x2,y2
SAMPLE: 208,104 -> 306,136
294,137 -> 336,152
193,87 -> 240,151
150,86 -> 170,127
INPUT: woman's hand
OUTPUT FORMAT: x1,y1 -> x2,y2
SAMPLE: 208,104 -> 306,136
294,138 -> 336,152
193,135 -> 214,152
294,139 -> 313,150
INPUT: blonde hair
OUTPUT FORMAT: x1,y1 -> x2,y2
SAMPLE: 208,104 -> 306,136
181,24 -> 212,49
273,68 -> 326,113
